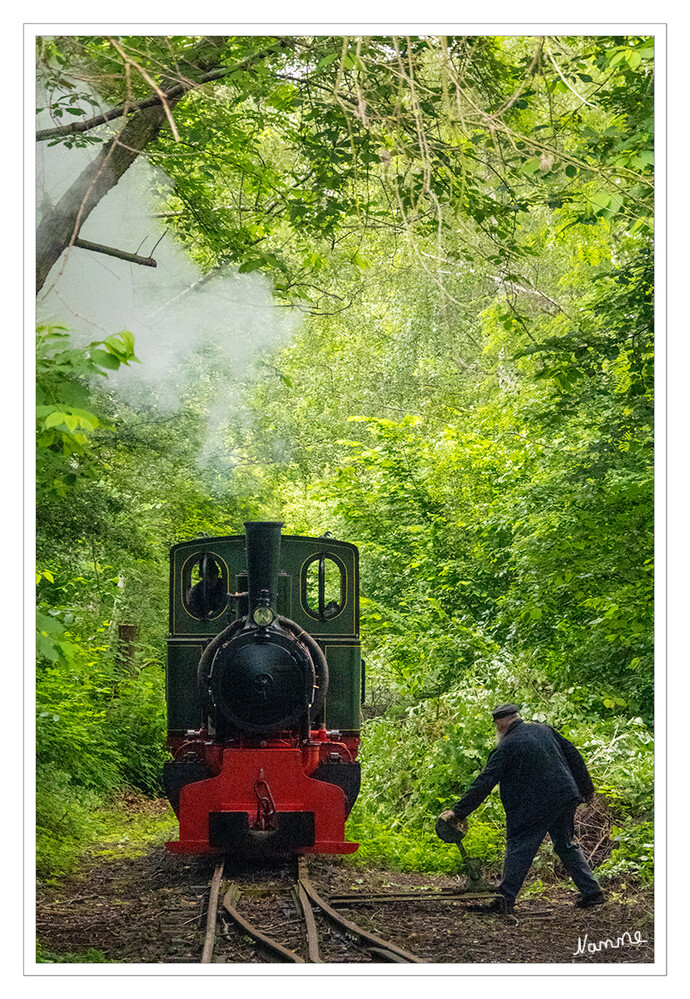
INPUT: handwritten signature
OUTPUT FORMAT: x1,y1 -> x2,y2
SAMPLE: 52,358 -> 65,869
573,930 -> 648,957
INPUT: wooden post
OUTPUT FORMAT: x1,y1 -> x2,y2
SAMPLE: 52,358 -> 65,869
117,624 -> 139,666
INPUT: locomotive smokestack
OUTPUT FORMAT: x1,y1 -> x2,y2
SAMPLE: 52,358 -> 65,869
244,521 -> 283,618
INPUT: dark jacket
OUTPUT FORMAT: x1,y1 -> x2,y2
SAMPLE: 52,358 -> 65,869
452,719 -> 595,835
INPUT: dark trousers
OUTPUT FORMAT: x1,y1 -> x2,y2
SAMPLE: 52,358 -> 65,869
500,801 -> 600,903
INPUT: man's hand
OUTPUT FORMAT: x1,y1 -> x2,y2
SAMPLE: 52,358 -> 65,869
438,811 -> 468,836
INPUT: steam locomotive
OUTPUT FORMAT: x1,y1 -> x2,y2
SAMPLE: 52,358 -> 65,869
163,522 -> 363,856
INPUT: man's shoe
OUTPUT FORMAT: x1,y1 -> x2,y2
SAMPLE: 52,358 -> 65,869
574,890 -> 606,909
465,895 -> 514,914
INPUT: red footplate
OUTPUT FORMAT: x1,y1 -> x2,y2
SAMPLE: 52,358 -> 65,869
166,747 -> 358,855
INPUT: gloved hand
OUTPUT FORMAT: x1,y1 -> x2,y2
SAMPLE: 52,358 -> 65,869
437,811 -> 468,838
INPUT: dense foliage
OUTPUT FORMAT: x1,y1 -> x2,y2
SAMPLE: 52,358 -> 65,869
35,33 -> 654,885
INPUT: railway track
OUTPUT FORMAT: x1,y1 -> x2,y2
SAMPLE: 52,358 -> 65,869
200,857 -> 428,964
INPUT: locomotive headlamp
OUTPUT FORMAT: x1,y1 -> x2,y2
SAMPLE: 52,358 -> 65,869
253,605 -> 275,627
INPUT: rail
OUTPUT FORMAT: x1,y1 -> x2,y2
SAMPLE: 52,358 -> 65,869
296,857 -> 426,963
201,859 -> 225,963
199,856 -> 429,963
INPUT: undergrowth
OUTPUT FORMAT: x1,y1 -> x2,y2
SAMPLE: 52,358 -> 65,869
37,788 -> 176,883
36,943 -> 113,964
346,658 -> 654,885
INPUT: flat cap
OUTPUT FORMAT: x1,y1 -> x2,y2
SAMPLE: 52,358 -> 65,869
491,702 -> 521,719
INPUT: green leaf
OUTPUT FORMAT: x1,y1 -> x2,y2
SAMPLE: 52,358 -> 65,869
521,158 -> 541,175
608,50 -> 628,68
632,150 -> 654,168
607,194 -> 624,215
313,52 -> 338,74
43,410 -> 67,429
36,609 -> 64,635
89,349 -> 121,371
117,329 -> 136,355
238,259 -> 264,273
589,191 -> 611,212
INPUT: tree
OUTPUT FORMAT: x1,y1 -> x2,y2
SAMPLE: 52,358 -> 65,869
36,35 -> 293,292
37,35 -> 653,305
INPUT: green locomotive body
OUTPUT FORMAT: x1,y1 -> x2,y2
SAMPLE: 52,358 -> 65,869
167,532 -> 362,736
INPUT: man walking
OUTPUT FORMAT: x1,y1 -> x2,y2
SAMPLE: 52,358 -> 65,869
439,703 -> 605,913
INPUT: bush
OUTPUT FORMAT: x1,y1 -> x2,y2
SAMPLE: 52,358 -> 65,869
36,626 -> 169,878
36,768 -> 103,878
596,820 -> 654,884
37,942 -> 112,963
100,666 -> 168,795
350,654 -> 654,880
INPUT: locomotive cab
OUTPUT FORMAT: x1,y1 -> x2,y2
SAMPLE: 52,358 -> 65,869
163,522 -> 362,856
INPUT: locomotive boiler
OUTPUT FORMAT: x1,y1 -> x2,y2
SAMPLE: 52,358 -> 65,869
163,522 -> 363,856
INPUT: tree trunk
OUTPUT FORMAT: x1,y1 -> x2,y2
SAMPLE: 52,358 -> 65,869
35,35 -> 246,295
36,102 -> 176,294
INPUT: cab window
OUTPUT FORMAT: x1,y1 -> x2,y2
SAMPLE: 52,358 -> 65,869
303,555 -> 344,620
183,553 -> 227,619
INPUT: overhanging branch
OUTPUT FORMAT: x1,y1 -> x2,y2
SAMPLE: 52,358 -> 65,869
73,238 -> 158,268
36,40 -> 295,143
36,68 -> 229,142
36,38 -> 299,294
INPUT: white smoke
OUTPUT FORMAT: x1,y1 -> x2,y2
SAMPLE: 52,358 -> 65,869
36,121 -> 300,473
